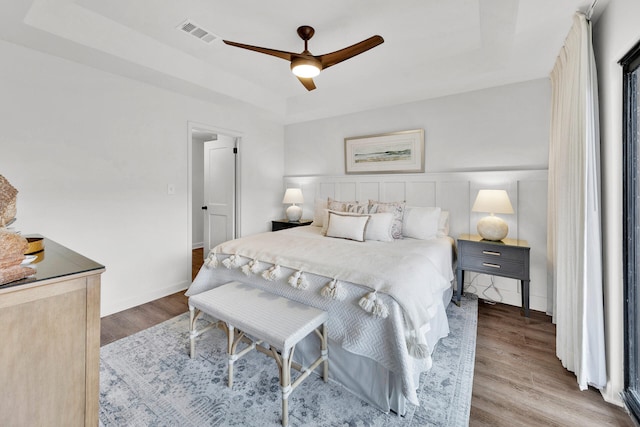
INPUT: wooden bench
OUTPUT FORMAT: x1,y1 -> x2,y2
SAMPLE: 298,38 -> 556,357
188,281 -> 329,427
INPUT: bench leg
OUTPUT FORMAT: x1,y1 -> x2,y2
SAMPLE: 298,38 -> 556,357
227,324 -> 235,388
322,324 -> 329,382
189,306 -> 196,359
280,349 -> 292,427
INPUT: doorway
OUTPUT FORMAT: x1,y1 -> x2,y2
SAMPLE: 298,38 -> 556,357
188,122 -> 240,260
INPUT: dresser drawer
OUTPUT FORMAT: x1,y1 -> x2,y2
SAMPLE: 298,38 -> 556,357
458,240 -> 525,262
461,255 -> 527,278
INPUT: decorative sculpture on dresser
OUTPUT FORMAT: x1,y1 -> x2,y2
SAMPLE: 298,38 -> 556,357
0,175 -> 35,285
0,174 -> 18,227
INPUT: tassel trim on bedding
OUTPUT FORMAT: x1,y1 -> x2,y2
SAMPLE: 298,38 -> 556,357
288,270 -> 308,289
261,265 -> 281,281
358,291 -> 389,318
406,330 -> 431,361
204,252 -> 218,269
222,254 -> 242,269
241,259 -> 261,276
320,279 -> 346,300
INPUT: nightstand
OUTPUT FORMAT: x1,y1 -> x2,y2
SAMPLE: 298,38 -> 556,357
456,233 -> 531,317
271,219 -> 313,232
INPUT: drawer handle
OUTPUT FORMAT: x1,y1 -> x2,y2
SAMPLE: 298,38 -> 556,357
482,262 -> 501,269
482,250 -> 501,256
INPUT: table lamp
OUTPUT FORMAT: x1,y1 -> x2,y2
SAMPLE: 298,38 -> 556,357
471,189 -> 514,241
282,188 -> 304,222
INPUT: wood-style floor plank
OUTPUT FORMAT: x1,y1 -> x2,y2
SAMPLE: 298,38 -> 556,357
100,249 -> 633,425
471,300 -> 632,427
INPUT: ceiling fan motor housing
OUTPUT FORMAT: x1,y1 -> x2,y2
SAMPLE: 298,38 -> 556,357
290,56 -> 322,77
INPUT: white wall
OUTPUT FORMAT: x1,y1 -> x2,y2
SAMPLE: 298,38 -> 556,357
592,0 -> 640,406
284,79 -> 551,311
0,39 -> 284,316
285,79 -> 550,175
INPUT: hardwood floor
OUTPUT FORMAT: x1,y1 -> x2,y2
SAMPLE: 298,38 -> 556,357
100,248 -> 633,426
470,301 -> 632,426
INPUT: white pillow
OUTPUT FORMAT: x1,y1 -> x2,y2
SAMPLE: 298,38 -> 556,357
438,210 -> 450,237
311,198 -> 328,227
320,209 -> 332,235
368,200 -> 405,239
365,212 -> 394,242
325,211 -> 370,242
402,207 -> 441,240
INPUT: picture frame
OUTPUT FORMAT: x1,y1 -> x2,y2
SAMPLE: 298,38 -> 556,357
344,129 -> 425,174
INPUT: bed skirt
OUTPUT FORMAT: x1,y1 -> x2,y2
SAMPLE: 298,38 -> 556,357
292,285 -> 452,415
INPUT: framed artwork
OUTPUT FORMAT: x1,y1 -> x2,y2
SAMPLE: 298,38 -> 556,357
344,129 -> 425,174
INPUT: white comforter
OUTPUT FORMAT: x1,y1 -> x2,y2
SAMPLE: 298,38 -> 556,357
187,226 -> 455,405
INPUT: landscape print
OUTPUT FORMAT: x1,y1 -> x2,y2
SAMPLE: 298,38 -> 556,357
345,129 -> 424,174
354,142 -> 412,163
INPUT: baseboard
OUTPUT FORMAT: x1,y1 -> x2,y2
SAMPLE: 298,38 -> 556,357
101,280 -> 190,317
192,242 -> 204,250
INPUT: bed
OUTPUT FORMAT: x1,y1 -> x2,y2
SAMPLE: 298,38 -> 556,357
186,202 -> 455,415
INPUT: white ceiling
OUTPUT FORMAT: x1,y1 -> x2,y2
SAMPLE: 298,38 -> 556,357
0,0 -> 601,124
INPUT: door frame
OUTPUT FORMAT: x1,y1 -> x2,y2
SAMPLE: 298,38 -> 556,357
187,121 -> 242,254
620,39 -> 640,423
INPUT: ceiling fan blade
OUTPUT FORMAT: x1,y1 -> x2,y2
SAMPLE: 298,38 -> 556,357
223,40 -> 294,61
318,35 -> 384,69
297,76 -> 316,91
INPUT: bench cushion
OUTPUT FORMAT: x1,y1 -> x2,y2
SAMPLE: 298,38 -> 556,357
189,281 -> 328,351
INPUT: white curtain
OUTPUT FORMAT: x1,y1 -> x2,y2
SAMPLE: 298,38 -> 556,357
547,12 -> 606,390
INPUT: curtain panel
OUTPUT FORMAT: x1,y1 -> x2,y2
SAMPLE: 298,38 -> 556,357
547,12 -> 606,390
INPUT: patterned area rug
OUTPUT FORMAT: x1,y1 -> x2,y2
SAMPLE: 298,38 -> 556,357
99,295 -> 477,427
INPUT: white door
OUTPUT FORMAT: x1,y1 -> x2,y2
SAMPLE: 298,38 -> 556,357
203,134 -> 236,255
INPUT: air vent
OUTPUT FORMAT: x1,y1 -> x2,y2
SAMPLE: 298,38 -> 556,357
177,20 -> 218,44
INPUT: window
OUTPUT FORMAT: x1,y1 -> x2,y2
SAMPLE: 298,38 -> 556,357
621,39 -> 640,424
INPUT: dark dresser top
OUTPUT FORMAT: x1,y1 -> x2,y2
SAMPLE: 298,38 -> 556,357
0,235 -> 105,290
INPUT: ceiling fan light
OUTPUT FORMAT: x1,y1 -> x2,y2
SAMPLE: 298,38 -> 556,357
291,58 -> 321,78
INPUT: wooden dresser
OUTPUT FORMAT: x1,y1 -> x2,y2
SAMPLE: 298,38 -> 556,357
0,237 -> 104,426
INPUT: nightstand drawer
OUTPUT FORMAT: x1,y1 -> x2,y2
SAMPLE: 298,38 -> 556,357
461,256 -> 527,278
458,240 -> 525,262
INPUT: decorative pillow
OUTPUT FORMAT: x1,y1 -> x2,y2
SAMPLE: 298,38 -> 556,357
311,198 -> 328,227
368,200 -> 406,239
327,197 -> 357,212
345,202 -> 369,214
402,206 -> 441,240
325,211 -> 370,242
364,212 -> 394,242
438,210 -> 450,237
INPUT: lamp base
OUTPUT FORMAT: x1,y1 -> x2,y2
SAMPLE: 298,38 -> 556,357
477,214 -> 508,241
286,205 -> 302,222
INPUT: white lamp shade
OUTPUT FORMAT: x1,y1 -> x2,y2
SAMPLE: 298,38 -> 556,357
282,188 -> 304,204
471,189 -> 514,214
472,189 -> 513,241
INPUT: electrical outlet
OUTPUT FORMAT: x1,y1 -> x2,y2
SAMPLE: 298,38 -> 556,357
167,184 -> 176,195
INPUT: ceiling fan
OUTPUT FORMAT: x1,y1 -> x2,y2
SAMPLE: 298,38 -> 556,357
223,26 -> 384,91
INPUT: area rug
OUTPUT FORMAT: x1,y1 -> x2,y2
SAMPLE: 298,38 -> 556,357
99,295 -> 477,427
